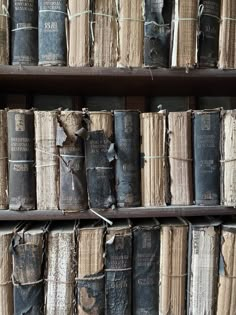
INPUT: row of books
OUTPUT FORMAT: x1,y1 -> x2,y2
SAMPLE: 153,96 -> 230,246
0,108 -> 235,210
0,0 -> 234,69
0,217 -> 234,315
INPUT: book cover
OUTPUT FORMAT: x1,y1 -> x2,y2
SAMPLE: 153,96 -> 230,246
10,0 -> 38,65
0,0 -> 9,64
105,219 -> 132,315
77,221 -> 105,315
132,218 -> 160,315
114,110 -> 141,207
0,110 -> 7,209
38,0 -> 67,66
140,112 -> 168,206
34,111 -> 59,210
168,111 -> 193,205
193,110 -> 220,205
57,111 -> 88,211
7,109 -> 36,210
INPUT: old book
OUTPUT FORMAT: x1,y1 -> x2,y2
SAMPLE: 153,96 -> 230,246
10,0 -> 38,65
217,220 -> 236,315
168,111 -> 193,205
45,222 -> 76,315
198,0 -> 221,67
38,0 -> 67,66
105,219 -> 132,315
77,221 -> 105,315
140,112 -> 168,206
117,0 -> 143,68
85,111 -> 115,208
144,0 -> 172,67
0,0 -> 9,64
11,222 -> 48,315
57,111 -> 88,211
193,110 -> 220,205
7,109 -> 36,210
132,218 -> 160,315
171,0 -> 198,68
0,110 -> 7,209
85,97 -> 125,111
35,111 -> 59,210
68,0 -> 91,67
92,0 -> 117,67
187,217 -> 221,315
219,0 -> 236,69
159,217 -> 188,315
0,222 -> 19,315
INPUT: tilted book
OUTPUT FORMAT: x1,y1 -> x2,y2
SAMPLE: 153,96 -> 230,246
92,0 -> 117,67
11,222 -> 48,315
0,110 -> 8,209
171,0 -> 198,68
105,220 -> 132,315
85,111 -> 116,208
117,0 -> 143,67
168,111 -> 193,205
198,0 -> 220,67
7,109 -> 36,210
144,0 -> 172,67
57,111 -> 88,211
38,0 -> 67,66
77,221 -> 105,315
193,110 -> 220,205
115,110 -> 141,207
45,222 -> 76,314
159,218 -> 188,315
68,0 -> 91,67
0,0 -> 9,64
35,111 -> 59,210
140,112 -> 168,206
10,0 -> 38,65
132,218 -> 160,315
187,217 -> 221,315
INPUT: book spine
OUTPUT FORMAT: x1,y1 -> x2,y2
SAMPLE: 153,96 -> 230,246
105,233 -> 132,315
0,110 -> 8,209
144,0 -> 172,67
58,111 -> 88,211
0,0 -> 9,64
193,111 -> 220,205
38,0 -> 67,66
114,111 -> 141,207
7,110 -> 35,210
10,0 -> 38,65
132,225 -> 160,314
198,0 -> 220,67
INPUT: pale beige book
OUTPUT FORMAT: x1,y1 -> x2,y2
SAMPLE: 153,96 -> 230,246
68,0 -> 90,66
219,0 -> 236,69
117,0 -> 143,67
0,0 -> 9,64
89,111 -> 113,137
34,111 -> 59,210
45,222 -> 76,315
140,112 -> 168,206
0,110 -> 7,209
171,0 -> 198,68
221,110 -> 236,206
93,0 -> 117,67
168,111 -> 193,205
159,218 -> 188,315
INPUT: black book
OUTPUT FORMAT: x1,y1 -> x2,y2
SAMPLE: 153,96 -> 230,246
144,0 -> 172,68
132,218 -> 160,315
114,110 -> 141,207
38,0 -> 67,66
10,0 -> 38,65
198,0 -> 221,67
7,110 -> 36,210
193,110 -> 220,205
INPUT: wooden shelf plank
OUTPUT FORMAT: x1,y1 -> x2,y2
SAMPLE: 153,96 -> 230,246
0,66 -> 236,96
0,206 -> 234,220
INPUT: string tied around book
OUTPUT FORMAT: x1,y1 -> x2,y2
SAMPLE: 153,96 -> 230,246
67,9 -> 92,21
0,280 -> 11,286
161,273 -> 187,278
220,158 -> 236,163
145,21 -> 170,28
8,160 -> 34,163
0,4 -> 9,17
0,157 -> 7,160
90,208 -> 113,226
93,12 -> 116,19
115,0 -> 144,23
39,9 -> 67,16
12,276 -> 43,287
221,17 -> 236,22
75,274 -> 105,281
105,267 -> 132,272
169,156 -> 193,162
11,27 -> 38,32
198,4 -> 221,22
141,155 -> 167,160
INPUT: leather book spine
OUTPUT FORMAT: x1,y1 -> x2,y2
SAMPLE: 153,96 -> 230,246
0,110 -> 8,209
